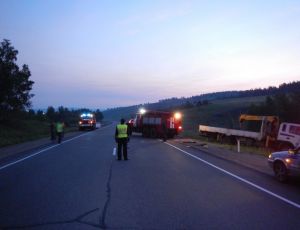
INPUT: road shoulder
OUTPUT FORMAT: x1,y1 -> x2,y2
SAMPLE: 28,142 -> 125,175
0,131 -> 83,163
172,138 -> 273,176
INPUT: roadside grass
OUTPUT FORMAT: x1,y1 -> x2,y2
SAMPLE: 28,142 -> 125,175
0,120 -> 77,147
180,96 -> 268,156
182,96 -> 266,136
181,131 -> 270,157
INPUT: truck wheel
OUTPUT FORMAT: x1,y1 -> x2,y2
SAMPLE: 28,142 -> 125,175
274,162 -> 288,183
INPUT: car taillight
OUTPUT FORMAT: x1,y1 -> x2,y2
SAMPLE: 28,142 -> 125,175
178,126 -> 182,130
79,121 -> 82,125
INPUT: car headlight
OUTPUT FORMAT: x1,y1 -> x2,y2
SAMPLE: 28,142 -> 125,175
284,158 -> 292,164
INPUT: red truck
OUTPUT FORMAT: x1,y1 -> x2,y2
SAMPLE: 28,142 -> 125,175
78,113 -> 96,130
128,109 -> 182,138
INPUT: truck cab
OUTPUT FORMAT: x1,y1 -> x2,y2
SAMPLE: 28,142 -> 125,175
277,122 -> 300,149
78,113 -> 96,130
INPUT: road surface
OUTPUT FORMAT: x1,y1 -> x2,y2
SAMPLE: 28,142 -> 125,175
1,124 -> 300,229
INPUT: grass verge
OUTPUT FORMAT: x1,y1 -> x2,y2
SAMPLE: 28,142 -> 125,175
0,120 -> 77,147
180,131 -> 270,157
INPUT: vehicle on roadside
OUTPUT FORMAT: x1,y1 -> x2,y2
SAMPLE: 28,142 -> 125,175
128,108 -> 182,138
199,114 -> 300,150
268,146 -> 300,182
78,113 -> 96,130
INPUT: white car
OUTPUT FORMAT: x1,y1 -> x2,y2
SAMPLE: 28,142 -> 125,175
268,147 -> 300,182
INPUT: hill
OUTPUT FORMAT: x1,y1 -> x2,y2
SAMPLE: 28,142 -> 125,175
102,95 -> 267,136
103,81 -> 300,121
181,96 -> 266,137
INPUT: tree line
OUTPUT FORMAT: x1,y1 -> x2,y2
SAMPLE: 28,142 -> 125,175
44,106 -> 103,126
247,92 -> 300,123
108,81 -> 300,113
0,39 -> 103,126
0,39 -> 34,122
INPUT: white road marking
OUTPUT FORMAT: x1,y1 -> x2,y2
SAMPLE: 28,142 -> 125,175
0,124 -> 113,171
0,132 -> 89,171
165,142 -> 300,209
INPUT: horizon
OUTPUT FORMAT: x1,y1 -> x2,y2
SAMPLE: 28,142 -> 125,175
1,0 -> 300,109
33,80 -> 298,111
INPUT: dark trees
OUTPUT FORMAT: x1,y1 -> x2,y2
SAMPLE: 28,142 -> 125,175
0,39 -> 34,121
248,92 -> 300,123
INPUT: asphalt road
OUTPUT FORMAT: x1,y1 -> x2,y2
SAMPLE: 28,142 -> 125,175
1,124 -> 300,230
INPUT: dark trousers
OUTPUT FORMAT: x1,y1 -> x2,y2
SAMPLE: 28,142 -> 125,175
57,132 -> 63,143
117,138 -> 128,160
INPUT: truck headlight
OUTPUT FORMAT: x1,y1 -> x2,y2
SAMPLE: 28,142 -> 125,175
174,112 -> 181,119
139,108 -> 146,114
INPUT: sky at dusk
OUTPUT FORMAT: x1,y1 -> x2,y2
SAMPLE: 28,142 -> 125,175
1,0 -> 300,109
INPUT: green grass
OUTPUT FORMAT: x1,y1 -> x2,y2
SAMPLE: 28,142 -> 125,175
179,96 -> 269,155
180,133 -> 269,156
0,120 -> 77,147
181,96 -> 266,137
0,120 -> 48,147
205,137 -> 268,156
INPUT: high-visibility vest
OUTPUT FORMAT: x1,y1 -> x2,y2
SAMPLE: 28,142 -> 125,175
56,122 -> 64,133
117,124 -> 128,138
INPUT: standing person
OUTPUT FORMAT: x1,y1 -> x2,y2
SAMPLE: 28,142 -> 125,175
115,118 -> 130,160
56,120 -> 64,144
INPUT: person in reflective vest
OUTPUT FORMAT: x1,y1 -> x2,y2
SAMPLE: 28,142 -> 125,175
115,118 -> 130,160
56,120 -> 65,144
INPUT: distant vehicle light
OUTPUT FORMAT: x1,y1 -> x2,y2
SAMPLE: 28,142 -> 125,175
80,113 -> 93,118
139,108 -> 146,114
79,121 -> 82,125
179,126 -> 182,130
174,112 -> 182,119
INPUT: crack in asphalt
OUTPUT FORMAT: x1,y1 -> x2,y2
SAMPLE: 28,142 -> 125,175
1,159 -> 115,230
99,159 -> 114,229
1,208 -> 101,229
